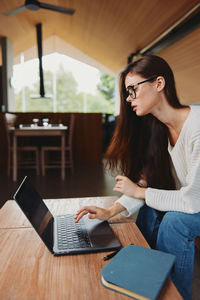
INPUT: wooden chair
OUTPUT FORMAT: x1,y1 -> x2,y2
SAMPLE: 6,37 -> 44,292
4,113 -> 40,176
41,114 -> 75,176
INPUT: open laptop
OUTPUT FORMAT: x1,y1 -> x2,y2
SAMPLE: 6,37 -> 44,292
13,176 -> 121,256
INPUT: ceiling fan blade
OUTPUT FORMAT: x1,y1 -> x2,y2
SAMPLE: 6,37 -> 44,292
4,5 -> 26,16
39,2 -> 75,14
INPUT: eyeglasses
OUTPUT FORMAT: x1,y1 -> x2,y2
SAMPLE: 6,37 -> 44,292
125,77 -> 157,99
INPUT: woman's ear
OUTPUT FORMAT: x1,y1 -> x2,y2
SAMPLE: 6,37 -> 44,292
156,76 -> 165,92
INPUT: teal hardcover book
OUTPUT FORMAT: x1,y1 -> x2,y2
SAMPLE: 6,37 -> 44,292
101,245 -> 176,300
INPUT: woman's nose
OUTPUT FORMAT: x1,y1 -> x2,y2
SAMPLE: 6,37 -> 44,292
126,95 -> 133,102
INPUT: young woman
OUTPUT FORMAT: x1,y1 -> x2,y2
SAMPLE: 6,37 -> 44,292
75,55 -> 200,300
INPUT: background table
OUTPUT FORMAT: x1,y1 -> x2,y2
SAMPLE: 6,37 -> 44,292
0,196 -> 182,300
10,125 -> 67,181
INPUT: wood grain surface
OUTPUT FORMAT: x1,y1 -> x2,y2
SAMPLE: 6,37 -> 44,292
0,198 -> 182,300
0,197 -> 134,229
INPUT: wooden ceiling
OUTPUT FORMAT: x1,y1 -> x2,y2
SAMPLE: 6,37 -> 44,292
0,0 -> 200,103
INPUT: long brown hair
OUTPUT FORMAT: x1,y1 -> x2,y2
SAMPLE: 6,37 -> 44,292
106,55 -> 184,189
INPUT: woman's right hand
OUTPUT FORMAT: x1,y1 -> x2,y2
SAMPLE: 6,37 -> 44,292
74,206 -> 112,223
74,202 -> 126,223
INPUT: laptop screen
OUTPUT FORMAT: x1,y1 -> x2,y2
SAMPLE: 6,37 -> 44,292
13,177 -> 54,252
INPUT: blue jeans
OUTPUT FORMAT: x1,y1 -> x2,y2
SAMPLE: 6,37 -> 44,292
136,205 -> 200,300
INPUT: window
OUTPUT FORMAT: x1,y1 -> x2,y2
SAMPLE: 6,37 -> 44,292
13,53 -> 115,113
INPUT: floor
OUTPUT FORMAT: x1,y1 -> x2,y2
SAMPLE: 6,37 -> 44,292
0,162 -> 199,299
0,162 -> 119,207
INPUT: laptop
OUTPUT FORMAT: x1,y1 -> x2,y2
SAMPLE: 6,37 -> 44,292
13,176 -> 121,256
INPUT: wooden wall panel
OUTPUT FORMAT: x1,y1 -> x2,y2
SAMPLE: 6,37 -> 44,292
73,113 -> 103,163
159,27 -> 200,105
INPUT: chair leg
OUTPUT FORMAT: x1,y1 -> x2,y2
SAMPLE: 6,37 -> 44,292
41,149 -> 45,176
67,149 -> 74,173
7,149 -> 11,177
70,150 -> 74,174
36,150 -> 40,176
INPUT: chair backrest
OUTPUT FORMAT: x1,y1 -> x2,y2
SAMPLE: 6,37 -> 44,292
4,113 -> 17,147
0,113 -> 9,150
5,113 -> 17,128
0,113 -> 17,172
68,114 -> 75,147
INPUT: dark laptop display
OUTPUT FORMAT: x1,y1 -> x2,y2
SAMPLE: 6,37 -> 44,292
13,177 -> 121,255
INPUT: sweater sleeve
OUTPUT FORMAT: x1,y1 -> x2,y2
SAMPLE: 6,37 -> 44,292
146,136 -> 200,213
116,194 -> 144,217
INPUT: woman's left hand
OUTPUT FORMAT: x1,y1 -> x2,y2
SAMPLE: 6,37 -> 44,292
113,175 -> 146,199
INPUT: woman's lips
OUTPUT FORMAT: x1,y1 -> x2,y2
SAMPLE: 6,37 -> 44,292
131,105 -> 137,111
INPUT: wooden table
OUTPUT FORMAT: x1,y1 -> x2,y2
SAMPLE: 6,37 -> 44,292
10,125 -> 67,181
0,197 -> 182,300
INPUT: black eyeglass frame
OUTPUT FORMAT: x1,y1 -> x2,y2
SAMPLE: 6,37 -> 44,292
126,76 -> 157,99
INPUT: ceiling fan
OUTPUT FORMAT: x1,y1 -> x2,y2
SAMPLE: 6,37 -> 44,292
4,0 -> 75,16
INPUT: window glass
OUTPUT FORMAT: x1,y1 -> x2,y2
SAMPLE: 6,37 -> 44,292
13,53 -> 115,113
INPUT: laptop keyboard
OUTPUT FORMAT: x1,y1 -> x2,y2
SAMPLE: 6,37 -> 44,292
57,215 -> 92,250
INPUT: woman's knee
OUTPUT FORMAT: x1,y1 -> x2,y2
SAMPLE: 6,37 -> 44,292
158,211 -> 200,240
159,212 -> 190,237
157,212 -> 195,251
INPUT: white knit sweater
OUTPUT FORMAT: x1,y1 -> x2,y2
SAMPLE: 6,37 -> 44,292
117,105 -> 200,215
